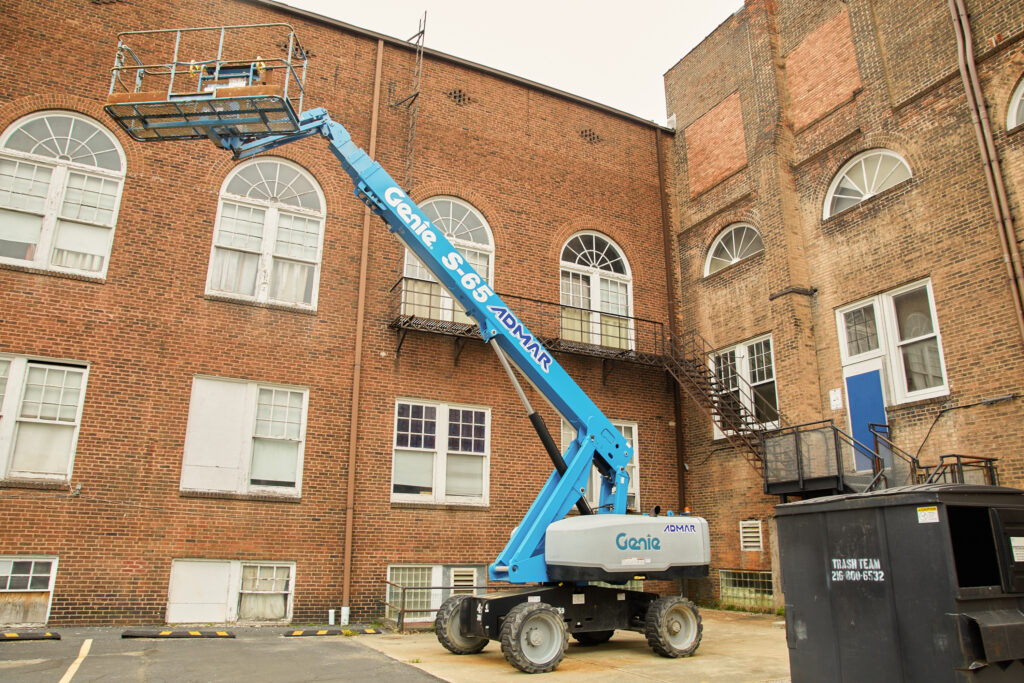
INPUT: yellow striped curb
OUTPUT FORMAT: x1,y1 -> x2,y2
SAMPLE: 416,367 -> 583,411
1,631 -> 61,641
284,627 -> 382,637
121,629 -> 234,639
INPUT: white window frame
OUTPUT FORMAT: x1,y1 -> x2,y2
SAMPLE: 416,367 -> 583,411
0,556 -> 59,625
704,223 -> 765,276
166,558 -> 295,624
207,157 -> 326,310
836,279 -> 948,405
561,418 -> 639,512
711,334 -> 779,438
401,196 -> 494,323
740,520 -> 764,552
0,355 -> 89,482
180,376 -> 308,497
1008,76 -> 1024,130
823,148 -> 912,219
0,111 -> 126,278
559,231 -> 635,350
390,399 -> 491,506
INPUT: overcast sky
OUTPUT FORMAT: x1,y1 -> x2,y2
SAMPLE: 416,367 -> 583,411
280,1 -> 743,125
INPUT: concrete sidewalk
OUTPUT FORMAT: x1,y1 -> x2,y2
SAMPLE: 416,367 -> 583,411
357,608 -> 791,682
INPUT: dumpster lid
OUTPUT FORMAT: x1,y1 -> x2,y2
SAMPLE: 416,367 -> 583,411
774,483 -> 1024,515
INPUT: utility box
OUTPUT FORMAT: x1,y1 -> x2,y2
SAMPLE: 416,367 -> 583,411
775,484 -> 1024,682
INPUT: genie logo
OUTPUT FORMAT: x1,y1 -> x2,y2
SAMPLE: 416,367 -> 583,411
616,533 -> 661,551
487,305 -> 553,372
384,186 -> 437,249
663,523 -> 697,533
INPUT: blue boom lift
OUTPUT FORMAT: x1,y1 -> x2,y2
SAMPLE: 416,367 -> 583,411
104,25 -> 710,673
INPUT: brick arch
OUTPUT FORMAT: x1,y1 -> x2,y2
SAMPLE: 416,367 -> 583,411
197,145 -> 349,217
700,210 -> 763,272
0,95 -> 143,172
406,181 -> 504,251
547,219 -> 639,280
811,132 -> 920,216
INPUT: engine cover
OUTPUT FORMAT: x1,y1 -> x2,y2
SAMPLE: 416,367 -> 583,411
544,513 -> 710,582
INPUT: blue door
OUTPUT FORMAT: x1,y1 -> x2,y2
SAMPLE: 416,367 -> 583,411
845,369 -> 887,470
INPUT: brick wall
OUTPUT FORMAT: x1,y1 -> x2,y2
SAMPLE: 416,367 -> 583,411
0,0 -> 678,624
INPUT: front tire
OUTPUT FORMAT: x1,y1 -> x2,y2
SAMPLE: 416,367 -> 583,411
435,595 -> 487,655
644,596 -> 702,658
500,601 -> 568,673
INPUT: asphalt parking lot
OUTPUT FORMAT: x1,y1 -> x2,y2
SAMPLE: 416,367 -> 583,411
0,609 -> 789,682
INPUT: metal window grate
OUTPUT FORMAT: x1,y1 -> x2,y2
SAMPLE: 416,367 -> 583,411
740,520 -> 763,551
719,569 -> 773,610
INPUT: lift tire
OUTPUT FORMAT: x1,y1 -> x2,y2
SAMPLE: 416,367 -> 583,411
435,595 -> 487,655
644,596 -> 702,658
572,629 -> 614,645
500,601 -> 568,673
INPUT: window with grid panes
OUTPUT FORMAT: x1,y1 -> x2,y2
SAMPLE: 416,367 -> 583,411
208,158 -> 325,308
711,335 -> 778,436
560,232 -> 633,349
824,149 -> 912,218
0,358 -> 88,481
0,112 -> 125,276
392,400 -> 489,505
180,377 -> 308,496
0,557 -> 57,624
836,280 -> 948,404
238,564 -> 291,621
561,419 -> 639,512
402,196 -> 493,323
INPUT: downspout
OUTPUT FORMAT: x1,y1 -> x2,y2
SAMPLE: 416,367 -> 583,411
341,38 -> 385,623
654,127 -> 688,511
948,0 -> 1024,345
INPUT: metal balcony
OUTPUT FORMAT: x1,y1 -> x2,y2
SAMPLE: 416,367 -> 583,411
387,277 -> 667,366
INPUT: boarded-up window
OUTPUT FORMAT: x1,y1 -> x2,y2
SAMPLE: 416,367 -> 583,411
166,559 -> 294,624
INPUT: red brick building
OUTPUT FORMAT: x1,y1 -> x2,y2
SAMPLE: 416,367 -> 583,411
1,0 -> 1022,626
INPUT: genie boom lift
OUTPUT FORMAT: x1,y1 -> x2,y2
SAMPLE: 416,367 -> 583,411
104,24 -> 710,673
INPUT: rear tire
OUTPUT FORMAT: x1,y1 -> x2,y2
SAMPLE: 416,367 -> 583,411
572,629 -> 614,645
435,595 -> 487,655
644,596 -> 702,658
500,601 -> 568,673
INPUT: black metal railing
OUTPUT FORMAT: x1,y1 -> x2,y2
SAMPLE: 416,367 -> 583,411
388,277 -> 667,365
867,423 -> 921,487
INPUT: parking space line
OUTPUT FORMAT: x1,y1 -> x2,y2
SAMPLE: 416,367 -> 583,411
58,638 -> 92,683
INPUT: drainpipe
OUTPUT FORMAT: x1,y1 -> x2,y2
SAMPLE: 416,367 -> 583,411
948,0 -> 1024,345
341,38 -> 385,625
654,127 -> 688,511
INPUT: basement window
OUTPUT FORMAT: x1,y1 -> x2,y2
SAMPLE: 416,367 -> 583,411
719,569 -> 773,610
0,557 -> 57,625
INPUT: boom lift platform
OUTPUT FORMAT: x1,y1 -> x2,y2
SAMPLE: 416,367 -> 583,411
105,25 -> 710,673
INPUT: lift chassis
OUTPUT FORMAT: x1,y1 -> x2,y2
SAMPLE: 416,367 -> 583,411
103,25 -> 710,673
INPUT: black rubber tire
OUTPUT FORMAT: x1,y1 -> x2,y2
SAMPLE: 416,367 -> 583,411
572,629 -> 614,645
499,601 -> 568,673
644,596 -> 702,658
435,595 -> 487,655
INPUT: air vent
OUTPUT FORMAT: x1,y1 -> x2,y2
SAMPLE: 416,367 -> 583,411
447,89 -> 471,106
451,568 -> 477,595
740,520 -> 763,551
579,128 -> 601,144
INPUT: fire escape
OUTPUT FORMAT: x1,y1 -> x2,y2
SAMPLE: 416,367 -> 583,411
389,279 -> 999,500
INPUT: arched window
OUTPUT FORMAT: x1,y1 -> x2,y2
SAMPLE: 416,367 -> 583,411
823,149 -> 912,219
208,158 -> 326,308
0,111 -> 126,276
1008,76 -> 1024,130
401,196 -> 493,324
704,223 -> 764,276
559,232 -> 633,350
